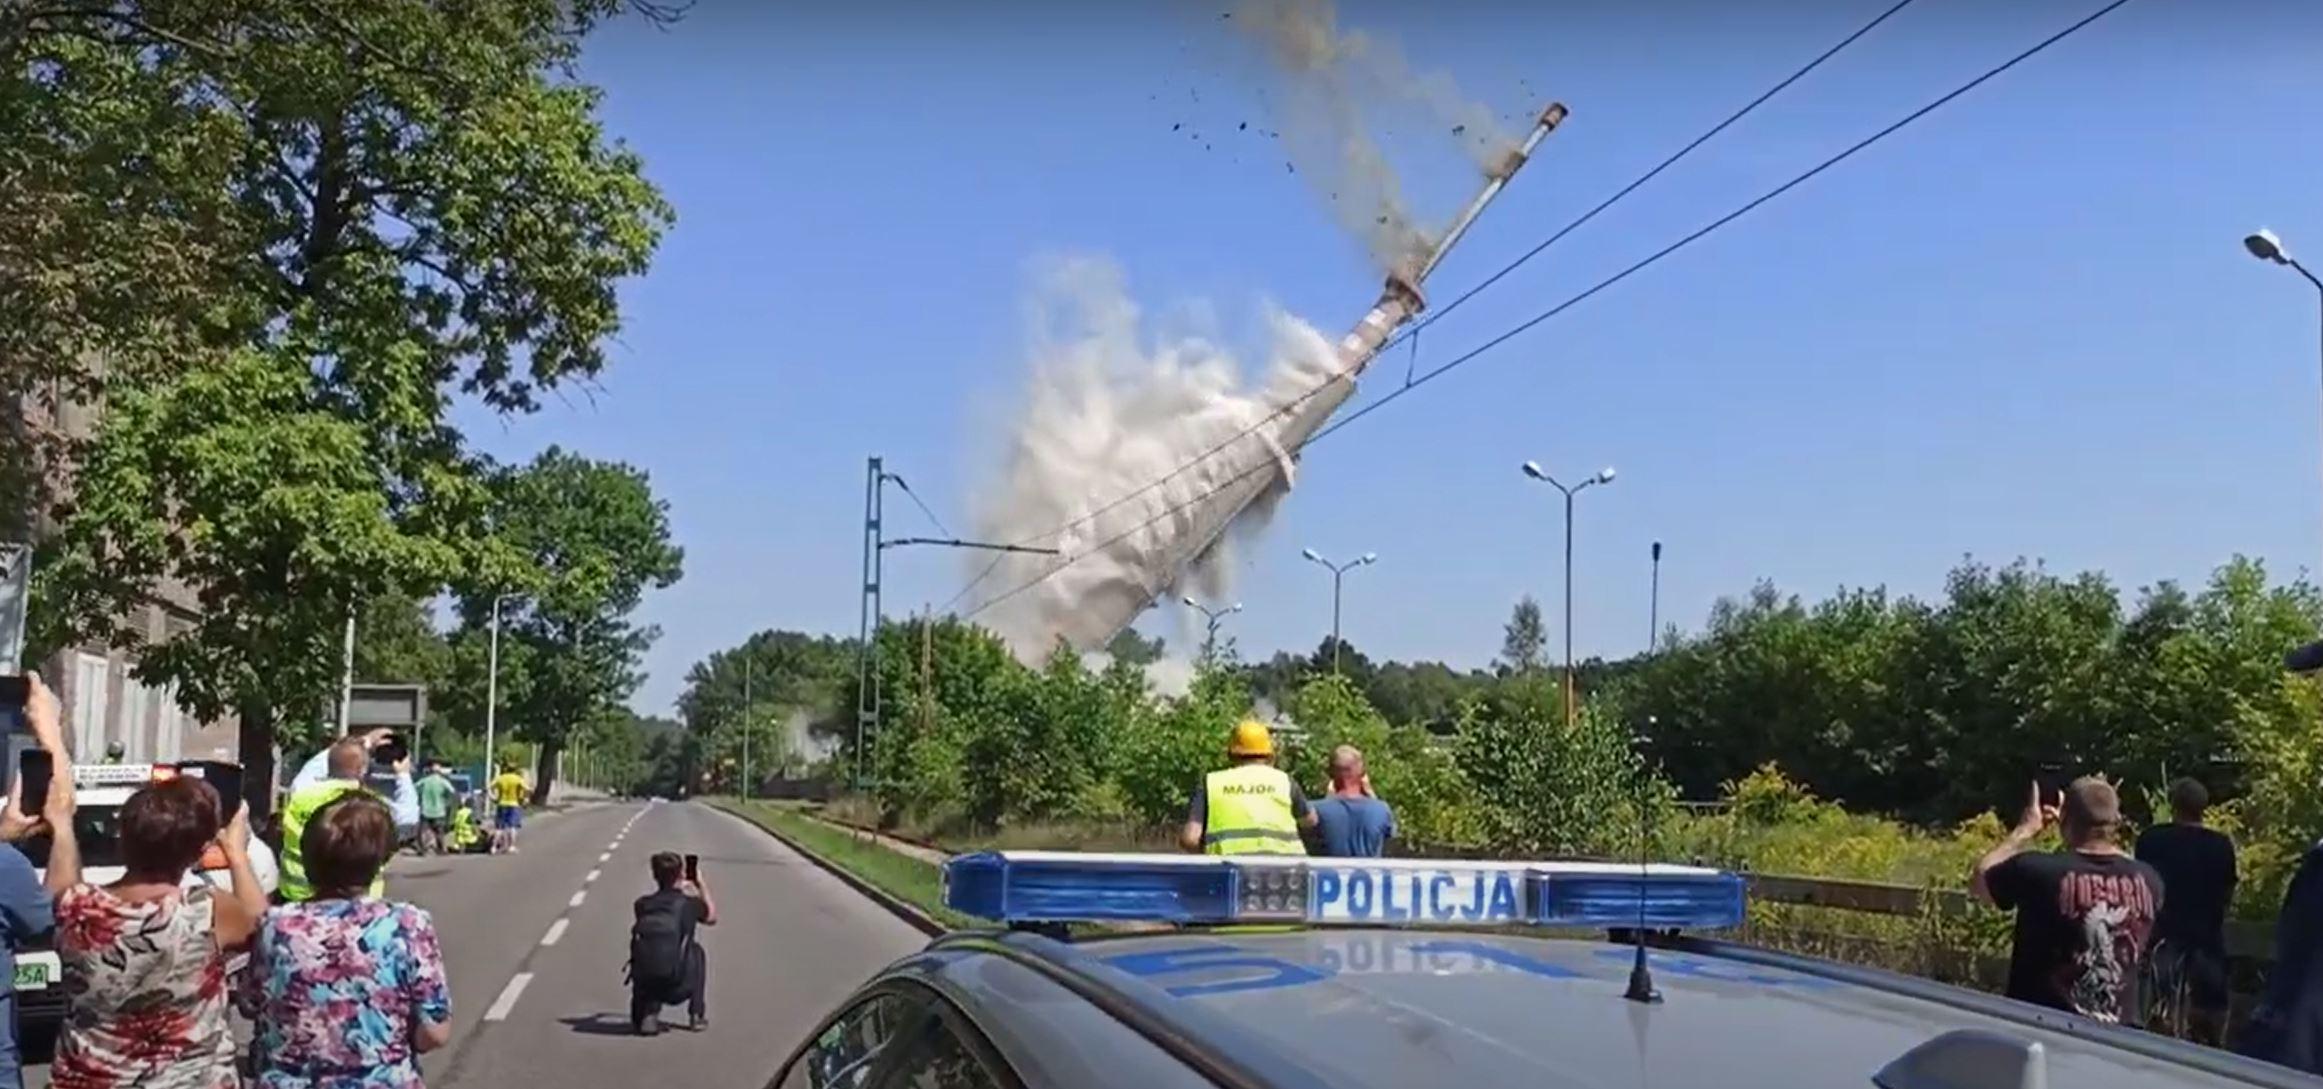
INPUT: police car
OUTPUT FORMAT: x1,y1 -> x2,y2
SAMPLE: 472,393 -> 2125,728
770,851 -> 2304,1088
14,763 -> 278,1031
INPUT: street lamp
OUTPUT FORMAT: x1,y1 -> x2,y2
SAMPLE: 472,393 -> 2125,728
1521,460 -> 1616,729
1182,597 -> 1244,663
2246,228 -> 2323,560
483,593 -> 512,778
1301,548 -> 1377,674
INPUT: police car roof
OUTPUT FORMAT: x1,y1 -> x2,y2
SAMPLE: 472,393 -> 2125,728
924,928 -> 2296,1089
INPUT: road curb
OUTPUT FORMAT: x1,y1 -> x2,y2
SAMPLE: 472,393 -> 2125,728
708,801 -> 949,938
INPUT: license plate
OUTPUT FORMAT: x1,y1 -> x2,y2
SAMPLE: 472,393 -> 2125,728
1309,866 -> 1526,925
14,961 -> 50,991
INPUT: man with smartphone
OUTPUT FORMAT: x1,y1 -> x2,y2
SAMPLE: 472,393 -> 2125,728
627,850 -> 716,1036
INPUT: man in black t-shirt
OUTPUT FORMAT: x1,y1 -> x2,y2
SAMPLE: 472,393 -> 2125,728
2135,777 -> 2236,1043
630,851 -> 718,1035
1972,777 -> 2163,1025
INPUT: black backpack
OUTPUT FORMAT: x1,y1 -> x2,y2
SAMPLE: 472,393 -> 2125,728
629,894 -> 689,985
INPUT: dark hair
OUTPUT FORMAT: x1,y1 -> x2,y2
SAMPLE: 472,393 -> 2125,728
304,793 -> 395,898
2169,777 -> 2211,819
120,777 -> 221,877
650,851 -> 684,889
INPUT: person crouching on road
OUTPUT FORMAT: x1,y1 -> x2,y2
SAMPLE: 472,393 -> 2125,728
1179,720 -> 1316,856
240,794 -> 451,1089
50,775 -> 267,1089
629,852 -> 716,1035
1312,745 -> 1395,858
279,732 -> 417,903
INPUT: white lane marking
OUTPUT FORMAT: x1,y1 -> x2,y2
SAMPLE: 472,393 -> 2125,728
585,868 -> 601,884
541,918 -> 569,947
569,889 -> 586,908
598,852 -> 612,863
484,973 -> 533,1022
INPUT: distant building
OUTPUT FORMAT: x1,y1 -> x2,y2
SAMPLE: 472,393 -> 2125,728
5,377 -> 238,763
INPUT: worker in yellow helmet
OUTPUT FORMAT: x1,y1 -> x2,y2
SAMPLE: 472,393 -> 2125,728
1179,719 -> 1317,855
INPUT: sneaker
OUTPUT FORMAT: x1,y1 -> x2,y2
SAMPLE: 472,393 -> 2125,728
688,1013 -> 707,1032
636,1015 -> 662,1037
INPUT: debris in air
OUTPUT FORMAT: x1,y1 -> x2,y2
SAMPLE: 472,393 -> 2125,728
1239,121 -> 1248,131
1172,123 -> 1182,131
1285,161 -> 1295,173
1452,124 -> 1466,136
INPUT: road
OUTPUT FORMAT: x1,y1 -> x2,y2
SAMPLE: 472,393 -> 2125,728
25,800 -> 929,1089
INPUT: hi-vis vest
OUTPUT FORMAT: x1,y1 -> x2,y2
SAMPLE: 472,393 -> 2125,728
279,779 -> 386,902
1202,764 -> 1307,856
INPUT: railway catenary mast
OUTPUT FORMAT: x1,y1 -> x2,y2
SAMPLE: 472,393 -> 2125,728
1072,102 -> 1570,649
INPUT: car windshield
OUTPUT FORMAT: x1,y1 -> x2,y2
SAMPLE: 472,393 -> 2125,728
16,807 -> 125,871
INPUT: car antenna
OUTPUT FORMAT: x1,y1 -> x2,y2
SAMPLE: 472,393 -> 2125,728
1624,722 -> 1662,1005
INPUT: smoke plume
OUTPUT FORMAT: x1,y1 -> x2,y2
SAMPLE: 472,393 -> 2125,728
1230,0 -> 1520,271
970,257 -> 1337,660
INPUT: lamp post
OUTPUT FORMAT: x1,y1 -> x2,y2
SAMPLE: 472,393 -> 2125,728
1522,461 -> 1616,729
1300,548 -> 1376,673
1649,540 -> 1663,654
2248,229 -> 2323,547
1182,598 -> 1244,663
483,593 -> 511,778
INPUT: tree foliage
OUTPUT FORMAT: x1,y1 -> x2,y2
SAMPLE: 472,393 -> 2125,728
1499,595 -> 1547,675
464,447 -> 681,801
9,0 -> 674,806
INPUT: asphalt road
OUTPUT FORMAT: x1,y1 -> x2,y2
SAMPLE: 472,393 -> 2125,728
23,800 -> 929,1089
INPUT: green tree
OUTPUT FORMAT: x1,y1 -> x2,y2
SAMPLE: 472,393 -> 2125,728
469,448 -> 682,803
1499,595 -> 1548,675
13,0 -> 675,811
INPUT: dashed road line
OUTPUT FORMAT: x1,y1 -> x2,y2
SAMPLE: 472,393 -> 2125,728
484,973 -> 533,1022
569,890 -> 586,908
585,868 -> 601,884
598,851 -> 612,863
541,918 -> 569,947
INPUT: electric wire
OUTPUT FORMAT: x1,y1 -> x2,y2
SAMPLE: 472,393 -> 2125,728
955,0 -> 2136,624
940,0 -> 1925,613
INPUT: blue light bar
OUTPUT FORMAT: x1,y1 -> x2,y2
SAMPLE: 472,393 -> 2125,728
939,852 -> 1747,931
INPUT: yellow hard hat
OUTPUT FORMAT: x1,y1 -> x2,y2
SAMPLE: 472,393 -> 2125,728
1228,718 -> 1275,758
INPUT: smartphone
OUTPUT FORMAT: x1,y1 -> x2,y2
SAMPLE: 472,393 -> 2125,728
0,676 -> 26,733
176,760 -> 244,822
371,733 -> 408,767
684,853 -> 700,881
17,749 -> 51,819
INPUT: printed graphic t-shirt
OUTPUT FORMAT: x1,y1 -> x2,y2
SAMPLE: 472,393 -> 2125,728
1986,849 -> 2163,1024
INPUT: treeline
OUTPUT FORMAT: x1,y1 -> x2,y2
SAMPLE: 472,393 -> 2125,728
677,554 -> 2323,910
6,2 -> 688,804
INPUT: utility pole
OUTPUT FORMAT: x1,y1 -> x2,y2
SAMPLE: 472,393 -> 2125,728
483,595 -> 505,779
854,456 -> 885,792
1300,549 -> 1376,674
335,612 -> 355,733
741,657 -> 752,802
1649,541 -> 1663,654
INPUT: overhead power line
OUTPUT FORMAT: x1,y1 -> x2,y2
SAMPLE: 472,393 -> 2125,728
956,0 -> 2137,624
886,474 -> 953,539
941,0 -> 1923,613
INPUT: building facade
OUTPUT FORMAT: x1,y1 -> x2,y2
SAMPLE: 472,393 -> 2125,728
8,381 -> 239,763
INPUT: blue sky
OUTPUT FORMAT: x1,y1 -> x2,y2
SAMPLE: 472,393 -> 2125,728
456,0 -> 2323,715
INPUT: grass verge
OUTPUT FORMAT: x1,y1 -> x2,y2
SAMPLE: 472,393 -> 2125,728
714,799 -> 974,930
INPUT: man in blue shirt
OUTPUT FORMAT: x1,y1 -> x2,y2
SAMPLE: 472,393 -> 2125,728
0,675 -> 61,1089
1311,745 -> 1395,858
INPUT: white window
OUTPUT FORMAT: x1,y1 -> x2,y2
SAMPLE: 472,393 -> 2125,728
156,685 -> 185,764
71,654 -> 109,762
118,681 -> 151,762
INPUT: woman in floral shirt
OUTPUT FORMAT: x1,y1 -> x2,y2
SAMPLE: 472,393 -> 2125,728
240,794 -> 450,1089
49,774 -> 268,1089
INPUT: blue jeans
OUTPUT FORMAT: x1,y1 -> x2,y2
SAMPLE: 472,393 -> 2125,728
0,991 -> 23,1089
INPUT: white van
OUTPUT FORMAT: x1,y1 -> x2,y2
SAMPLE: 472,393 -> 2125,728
13,763 -> 278,1031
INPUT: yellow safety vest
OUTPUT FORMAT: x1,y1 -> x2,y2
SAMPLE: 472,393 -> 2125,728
1202,764 -> 1307,856
279,779 -> 386,902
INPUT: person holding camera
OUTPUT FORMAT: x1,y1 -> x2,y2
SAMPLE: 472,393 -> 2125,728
0,675 -> 63,1089
628,852 -> 715,1036
278,731 -> 417,903
47,772 -> 266,1089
